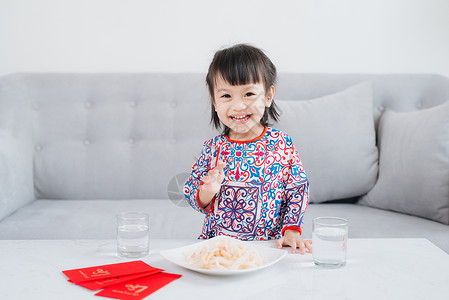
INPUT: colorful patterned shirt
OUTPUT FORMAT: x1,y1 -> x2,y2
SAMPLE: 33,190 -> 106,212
184,127 -> 309,240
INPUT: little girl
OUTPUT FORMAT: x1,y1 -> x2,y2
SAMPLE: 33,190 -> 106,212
184,44 -> 311,254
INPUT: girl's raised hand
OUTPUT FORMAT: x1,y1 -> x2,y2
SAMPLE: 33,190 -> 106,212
200,160 -> 226,195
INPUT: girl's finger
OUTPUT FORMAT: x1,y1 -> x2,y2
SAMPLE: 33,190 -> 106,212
297,240 -> 306,255
215,160 -> 226,172
288,239 -> 297,253
275,238 -> 284,249
305,240 -> 313,253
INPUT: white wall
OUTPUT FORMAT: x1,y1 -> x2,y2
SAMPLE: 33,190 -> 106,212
1,0 -> 449,77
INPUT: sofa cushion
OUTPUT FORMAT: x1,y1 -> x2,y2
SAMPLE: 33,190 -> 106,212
1,199 -> 448,253
360,100 -> 449,224
0,199 -> 205,239
276,82 -> 378,203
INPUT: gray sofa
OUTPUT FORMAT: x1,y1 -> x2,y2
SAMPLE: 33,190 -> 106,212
1,73 -> 448,253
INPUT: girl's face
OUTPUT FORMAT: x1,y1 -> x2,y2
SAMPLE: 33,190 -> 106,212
213,76 -> 275,141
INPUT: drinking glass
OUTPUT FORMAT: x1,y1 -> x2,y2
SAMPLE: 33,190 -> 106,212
117,212 -> 149,258
312,217 -> 348,268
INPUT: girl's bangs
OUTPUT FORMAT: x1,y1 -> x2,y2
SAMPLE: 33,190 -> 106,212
213,54 -> 263,87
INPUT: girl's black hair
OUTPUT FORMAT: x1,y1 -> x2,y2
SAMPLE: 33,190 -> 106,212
206,44 -> 280,135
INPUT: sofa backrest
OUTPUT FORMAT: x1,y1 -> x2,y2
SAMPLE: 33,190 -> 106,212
1,73 -> 449,202
1,73 -> 219,201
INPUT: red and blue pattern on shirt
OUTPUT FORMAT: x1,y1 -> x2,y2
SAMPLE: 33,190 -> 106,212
184,127 -> 309,241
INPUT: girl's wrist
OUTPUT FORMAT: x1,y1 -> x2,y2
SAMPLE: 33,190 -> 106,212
198,189 -> 216,208
282,227 -> 302,236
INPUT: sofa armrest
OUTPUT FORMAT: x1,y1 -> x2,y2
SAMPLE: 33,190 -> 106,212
0,74 -> 35,221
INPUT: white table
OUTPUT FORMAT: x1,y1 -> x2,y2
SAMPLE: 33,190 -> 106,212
1,238 -> 448,300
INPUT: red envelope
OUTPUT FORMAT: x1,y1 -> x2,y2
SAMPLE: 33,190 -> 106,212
72,268 -> 164,291
95,272 -> 182,300
63,261 -> 157,284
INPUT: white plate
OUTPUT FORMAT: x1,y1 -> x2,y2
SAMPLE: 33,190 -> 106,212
160,236 -> 287,276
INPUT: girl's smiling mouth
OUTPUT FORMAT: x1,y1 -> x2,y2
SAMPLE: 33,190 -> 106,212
230,114 -> 251,123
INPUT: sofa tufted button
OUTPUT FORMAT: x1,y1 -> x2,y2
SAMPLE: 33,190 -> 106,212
170,139 -> 177,145
170,102 -> 177,108
128,138 -> 135,144
35,145 -> 42,152
416,102 -> 423,109
84,101 -> 92,109
84,139 -> 90,145
33,103 -> 40,110
378,105 -> 385,111
130,101 -> 137,108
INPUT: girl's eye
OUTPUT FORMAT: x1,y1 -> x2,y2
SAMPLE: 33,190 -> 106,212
245,92 -> 255,97
221,94 -> 231,99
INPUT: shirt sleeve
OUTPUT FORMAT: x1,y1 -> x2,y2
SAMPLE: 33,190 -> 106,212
280,136 -> 309,236
184,139 -> 216,214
